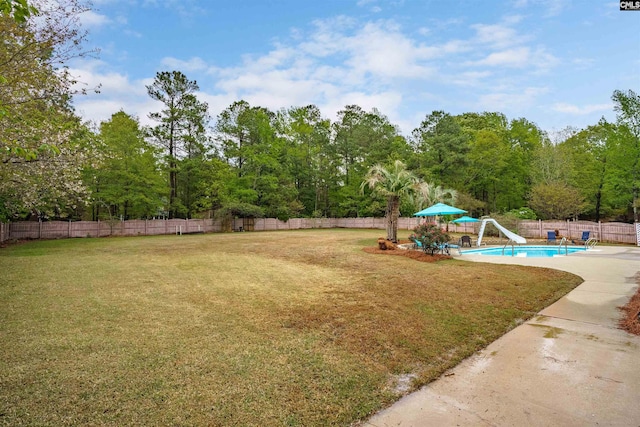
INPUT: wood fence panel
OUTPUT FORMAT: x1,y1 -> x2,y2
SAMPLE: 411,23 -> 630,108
68,221 -> 98,238
0,218 -> 637,244
6,222 -> 38,239
600,222 -> 636,244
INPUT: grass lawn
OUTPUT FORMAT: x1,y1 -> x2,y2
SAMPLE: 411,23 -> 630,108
0,229 -> 582,426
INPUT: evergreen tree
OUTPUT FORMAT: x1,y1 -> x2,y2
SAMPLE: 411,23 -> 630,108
86,111 -> 165,220
146,71 -> 209,218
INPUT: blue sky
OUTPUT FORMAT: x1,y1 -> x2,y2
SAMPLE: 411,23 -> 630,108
71,0 -> 640,137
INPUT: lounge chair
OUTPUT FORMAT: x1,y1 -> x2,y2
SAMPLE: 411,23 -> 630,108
572,231 -> 591,245
459,235 -> 472,247
546,231 -> 556,244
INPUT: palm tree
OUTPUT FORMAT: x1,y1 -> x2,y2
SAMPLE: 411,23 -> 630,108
413,182 -> 458,210
361,160 -> 419,243
413,182 -> 459,231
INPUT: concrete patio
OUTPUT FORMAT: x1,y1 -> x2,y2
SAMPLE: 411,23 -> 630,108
364,245 -> 640,427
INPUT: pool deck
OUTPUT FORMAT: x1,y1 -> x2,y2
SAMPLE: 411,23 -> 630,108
364,245 -> 640,427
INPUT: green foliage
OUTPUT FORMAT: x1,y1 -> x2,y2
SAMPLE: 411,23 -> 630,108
610,89 -> 640,222
147,71 -> 209,218
86,111 -> 165,220
529,182 -> 586,220
412,111 -> 469,188
0,0 -> 38,23
409,222 -> 450,254
506,207 -> 537,220
361,160 -> 420,242
215,202 -> 265,219
0,0 -> 94,220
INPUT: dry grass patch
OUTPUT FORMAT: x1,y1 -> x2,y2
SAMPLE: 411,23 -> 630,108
0,230 -> 582,426
619,272 -> 640,335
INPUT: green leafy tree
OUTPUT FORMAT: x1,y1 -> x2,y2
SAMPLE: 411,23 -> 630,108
86,111 -> 165,220
0,0 -> 38,23
0,0 -> 93,219
146,71 -> 209,218
610,89 -> 640,222
529,182 -> 586,220
558,120 -> 613,221
412,111 -> 469,188
332,106 -> 410,217
503,118 -> 544,209
0,0 -> 37,117
278,105 -> 336,216
361,160 -> 420,243
215,101 -> 300,220
466,129 -> 509,213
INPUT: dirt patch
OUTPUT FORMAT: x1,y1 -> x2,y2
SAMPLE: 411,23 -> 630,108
619,273 -> 640,335
362,246 -> 452,263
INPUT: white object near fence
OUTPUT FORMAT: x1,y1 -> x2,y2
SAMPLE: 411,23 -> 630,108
636,223 -> 640,246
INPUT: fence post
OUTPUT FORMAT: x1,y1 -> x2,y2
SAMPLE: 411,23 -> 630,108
538,219 -> 542,239
38,219 -> 42,240
68,220 -> 71,238
599,221 -> 603,241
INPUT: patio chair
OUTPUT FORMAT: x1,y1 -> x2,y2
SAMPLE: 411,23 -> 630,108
546,231 -> 556,244
572,231 -> 591,245
459,235 -> 472,247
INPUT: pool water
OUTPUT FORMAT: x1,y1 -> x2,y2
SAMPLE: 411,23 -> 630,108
461,245 -> 588,257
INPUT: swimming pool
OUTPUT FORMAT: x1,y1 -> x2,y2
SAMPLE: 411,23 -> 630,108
461,245 -> 588,257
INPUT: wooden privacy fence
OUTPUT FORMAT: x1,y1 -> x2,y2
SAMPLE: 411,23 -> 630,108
1,217 -> 638,245
1,219 -> 222,241
516,220 -> 638,245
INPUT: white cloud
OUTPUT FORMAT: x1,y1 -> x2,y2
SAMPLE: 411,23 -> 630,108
511,0 -> 566,16
551,103 -> 613,115
472,47 -> 532,67
79,10 -> 111,28
476,87 -> 549,111
161,57 -> 209,72
449,71 -> 493,86
470,23 -> 528,49
468,46 -> 558,71
69,6 -> 621,139
67,60 -> 157,126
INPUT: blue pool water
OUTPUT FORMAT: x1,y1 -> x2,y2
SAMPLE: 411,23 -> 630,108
461,245 -> 588,257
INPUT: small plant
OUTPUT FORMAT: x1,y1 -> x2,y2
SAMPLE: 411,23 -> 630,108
409,222 -> 450,254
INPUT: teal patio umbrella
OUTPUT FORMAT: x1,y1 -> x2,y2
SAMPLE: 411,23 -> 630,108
452,215 -> 479,232
452,216 -> 479,224
414,203 -> 467,217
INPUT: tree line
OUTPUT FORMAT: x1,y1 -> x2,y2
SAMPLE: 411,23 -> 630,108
1,1 -> 639,224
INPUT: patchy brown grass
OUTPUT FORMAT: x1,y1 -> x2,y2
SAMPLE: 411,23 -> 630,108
619,273 -> 640,335
0,229 -> 582,426
362,246 -> 452,262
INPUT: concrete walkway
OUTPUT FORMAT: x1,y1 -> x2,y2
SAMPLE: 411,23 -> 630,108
364,245 -> 640,427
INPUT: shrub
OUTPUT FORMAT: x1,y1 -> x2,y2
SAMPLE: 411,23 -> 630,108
507,207 -> 537,220
409,222 -> 450,254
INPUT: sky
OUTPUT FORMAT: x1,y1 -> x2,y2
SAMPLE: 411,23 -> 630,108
70,0 -> 640,138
